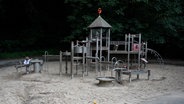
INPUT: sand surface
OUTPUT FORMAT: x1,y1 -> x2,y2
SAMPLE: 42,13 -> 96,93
0,61 -> 184,104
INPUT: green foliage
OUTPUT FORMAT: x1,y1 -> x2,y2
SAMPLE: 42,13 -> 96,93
63,0 -> 184,60
0,50 -> 44,59
64,0 -> 184,46
0,0 -> 184,59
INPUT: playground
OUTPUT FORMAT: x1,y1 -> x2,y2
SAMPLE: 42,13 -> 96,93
0,11 -> 184,104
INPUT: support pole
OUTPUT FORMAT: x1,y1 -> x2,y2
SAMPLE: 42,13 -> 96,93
96,36 -> 99,76
127,33 -> 130,71
59,51 -> 62,76
44,51 -> 49,72
71,41 -> 74,79
82,45 -> 85,77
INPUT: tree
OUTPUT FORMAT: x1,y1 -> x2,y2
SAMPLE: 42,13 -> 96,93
64,0 -> 184,59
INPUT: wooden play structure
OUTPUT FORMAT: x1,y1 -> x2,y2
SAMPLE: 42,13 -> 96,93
43,9 -> 164,84
69,14 -> 151,83
110,33 -> 150,83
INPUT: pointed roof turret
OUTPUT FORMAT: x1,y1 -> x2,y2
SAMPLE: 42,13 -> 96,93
88,8 -> 111,28
88,15 -> 112,28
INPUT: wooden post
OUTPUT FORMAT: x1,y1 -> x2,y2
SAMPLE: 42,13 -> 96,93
59,51 -> 62,76
71,41 -> 74,79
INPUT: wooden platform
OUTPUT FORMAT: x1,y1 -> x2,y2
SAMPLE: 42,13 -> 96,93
113,68 -> 151,83
110,50 -> 142,54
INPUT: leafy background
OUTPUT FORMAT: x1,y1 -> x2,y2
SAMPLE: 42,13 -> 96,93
0,0 -> 184,60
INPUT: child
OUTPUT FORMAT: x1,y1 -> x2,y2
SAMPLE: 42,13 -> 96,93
15,56 -> 32,74
23,56 -> 32,73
